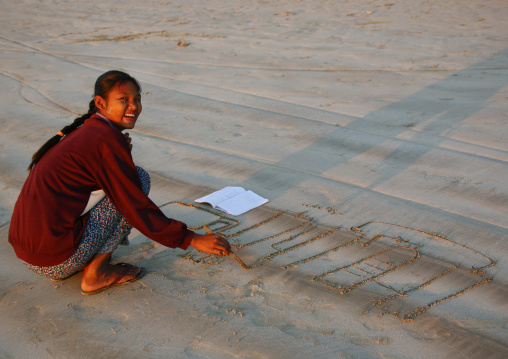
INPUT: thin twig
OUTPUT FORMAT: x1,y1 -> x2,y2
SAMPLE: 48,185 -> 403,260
203,226 -> 249,270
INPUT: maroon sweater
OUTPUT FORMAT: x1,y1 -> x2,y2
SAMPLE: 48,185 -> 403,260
9,115 -> 194,266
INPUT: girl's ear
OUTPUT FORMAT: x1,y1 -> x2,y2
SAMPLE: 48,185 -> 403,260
94,95 -> 106,111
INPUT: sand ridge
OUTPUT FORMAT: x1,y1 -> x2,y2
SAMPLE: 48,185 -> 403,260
157,201 -> 495,322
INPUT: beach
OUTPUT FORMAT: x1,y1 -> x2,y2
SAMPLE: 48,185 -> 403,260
1,0 -> 507,358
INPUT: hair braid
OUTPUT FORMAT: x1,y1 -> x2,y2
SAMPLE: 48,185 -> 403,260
27,100 -> 97,171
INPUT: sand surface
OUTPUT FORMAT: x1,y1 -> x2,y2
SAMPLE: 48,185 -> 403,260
1,0 -> 507,358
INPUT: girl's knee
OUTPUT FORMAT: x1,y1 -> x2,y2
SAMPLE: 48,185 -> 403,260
136,166 -> 151,195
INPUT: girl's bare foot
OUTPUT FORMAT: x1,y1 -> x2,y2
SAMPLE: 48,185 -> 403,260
81,253 -> 142,294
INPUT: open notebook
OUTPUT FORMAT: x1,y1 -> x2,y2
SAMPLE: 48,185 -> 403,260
195,187 -> 268,216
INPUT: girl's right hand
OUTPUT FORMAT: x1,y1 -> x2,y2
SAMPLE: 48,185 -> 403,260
190,233 -> 231,256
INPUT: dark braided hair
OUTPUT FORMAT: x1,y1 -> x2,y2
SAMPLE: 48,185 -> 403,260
28,70 -> 141,171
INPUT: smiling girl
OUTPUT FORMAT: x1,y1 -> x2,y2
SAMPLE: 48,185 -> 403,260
9,70 -> 230,295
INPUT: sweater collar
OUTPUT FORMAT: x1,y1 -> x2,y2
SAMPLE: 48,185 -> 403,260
94,112 -> 116,129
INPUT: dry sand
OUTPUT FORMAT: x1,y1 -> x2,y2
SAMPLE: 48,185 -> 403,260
1,0 -> 507,358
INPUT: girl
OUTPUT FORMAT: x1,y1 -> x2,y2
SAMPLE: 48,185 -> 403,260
9,70 -> 231,295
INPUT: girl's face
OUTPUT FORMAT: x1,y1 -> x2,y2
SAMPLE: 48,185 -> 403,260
95,81 -> 142,131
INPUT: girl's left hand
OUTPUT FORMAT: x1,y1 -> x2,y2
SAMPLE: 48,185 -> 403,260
124,132 -> 133,151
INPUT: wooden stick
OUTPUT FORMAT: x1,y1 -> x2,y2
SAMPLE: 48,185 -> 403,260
230,252 -> 249,270
203,226 -> 249,270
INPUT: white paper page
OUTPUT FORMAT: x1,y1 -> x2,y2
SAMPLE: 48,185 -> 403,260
195,186 -> 246,207
215,190 -> 269,216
